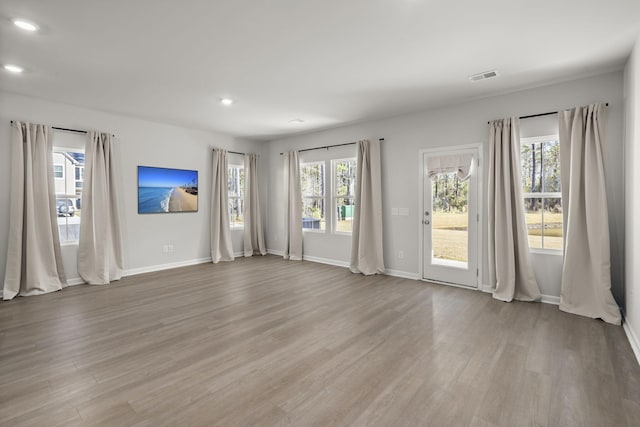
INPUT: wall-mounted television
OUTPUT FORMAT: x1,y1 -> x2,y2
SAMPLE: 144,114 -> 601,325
138,166 -> 198,214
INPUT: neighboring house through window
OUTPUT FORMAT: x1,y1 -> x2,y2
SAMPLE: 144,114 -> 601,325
75,165 -> 84,193
53,149 -> 84,243
53,164 -> 64,179
520,135 -> 563,251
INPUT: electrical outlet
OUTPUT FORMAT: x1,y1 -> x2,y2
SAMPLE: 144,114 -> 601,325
398,250 -> 404,259
162,245 -> 174,253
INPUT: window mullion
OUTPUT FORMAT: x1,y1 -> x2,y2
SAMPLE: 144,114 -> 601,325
326,160 -> 331,234
541,196 -> 545,249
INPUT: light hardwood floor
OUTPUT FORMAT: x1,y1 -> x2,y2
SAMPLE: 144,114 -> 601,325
1,255 -> 639,426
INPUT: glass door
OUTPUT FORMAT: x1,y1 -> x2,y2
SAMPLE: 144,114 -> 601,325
423,149 -> 479,287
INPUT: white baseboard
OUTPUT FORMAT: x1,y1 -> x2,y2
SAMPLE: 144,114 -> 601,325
123,257 -> 212,277
385,269 -> 419,280
269,249 -> 418,279
67,254 -> 252,284
66,255 -> 250,284
623,321 -> 640,365
479,284 -> 560,305
540,294 -> 560,305
267,249 -> 304,260
480,283 -> 493,293
302,255 -> 350,269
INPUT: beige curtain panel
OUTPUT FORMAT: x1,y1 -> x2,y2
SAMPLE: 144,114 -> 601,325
350,139 -> 385,275
488,118 -> 541,302
283,150 -> 302,260
78,132 -> 124,284
426,153 -> 474,180
3,121 -> 66,300
243,153 -> 266,256
211,149 -> 234,263
558,103 -> 621,325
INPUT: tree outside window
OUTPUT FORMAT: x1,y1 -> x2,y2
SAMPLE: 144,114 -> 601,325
228,165 -> 244,228
520,136 -> 563,251
300,162 -> 325,231
334,159 -> 356,233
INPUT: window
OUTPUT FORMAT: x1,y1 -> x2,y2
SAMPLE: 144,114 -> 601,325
521,135 -> 563,251
300,162 -> 326,231
431,171 -> 469,263
228,165 -> 244,228
53,164 -> 64,179
53,150 -> 84,243
333,158 -> 357,233
300,157 -> 356,234
75,166 -> 84,192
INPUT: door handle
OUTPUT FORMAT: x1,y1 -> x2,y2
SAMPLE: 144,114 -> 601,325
423,220 -> 430,225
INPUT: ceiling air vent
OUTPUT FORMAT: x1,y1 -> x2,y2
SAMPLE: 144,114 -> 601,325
469,70 -> 498,82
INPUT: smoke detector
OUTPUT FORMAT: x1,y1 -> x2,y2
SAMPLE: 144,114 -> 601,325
469,70 -> 498,82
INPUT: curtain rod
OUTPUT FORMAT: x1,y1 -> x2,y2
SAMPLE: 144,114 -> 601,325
10,121 -> 114,136
215,149 -> 258,156
488,103 -> 608,124
53,126 -> 87,134
279,138 -> 385,155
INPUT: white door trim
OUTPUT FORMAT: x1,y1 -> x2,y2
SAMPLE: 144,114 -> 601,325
418,144 -> 483,289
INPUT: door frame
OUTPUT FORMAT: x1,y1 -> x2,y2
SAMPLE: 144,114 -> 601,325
418,144 -> 483,289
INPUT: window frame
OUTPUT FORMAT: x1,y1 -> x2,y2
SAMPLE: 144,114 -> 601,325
53,164 -> 64,179
520,134 -> 563,255
53,147 -> 84,245
331,157 -> 357,235
300,161 -> 327,233
227,162 -> 245,230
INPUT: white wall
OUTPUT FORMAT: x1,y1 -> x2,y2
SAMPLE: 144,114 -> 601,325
0,91 -> 265,283
266,72 -> 625,301
624,35 -> 640,360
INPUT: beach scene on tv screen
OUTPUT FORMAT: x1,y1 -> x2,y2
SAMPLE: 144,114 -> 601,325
138,166 -> 198,213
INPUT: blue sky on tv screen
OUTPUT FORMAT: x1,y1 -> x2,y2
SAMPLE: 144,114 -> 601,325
138,166 -> 198,188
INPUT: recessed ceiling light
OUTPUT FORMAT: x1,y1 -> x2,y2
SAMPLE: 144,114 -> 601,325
220,98 -> 233,106
13,19 -> 39,32
288,118 -> 305,124
4,64 -> 24,74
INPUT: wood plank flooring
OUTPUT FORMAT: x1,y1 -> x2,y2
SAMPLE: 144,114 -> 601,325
1,255 -> 639,426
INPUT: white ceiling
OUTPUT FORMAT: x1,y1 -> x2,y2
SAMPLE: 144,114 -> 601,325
1,1 -> 639,140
